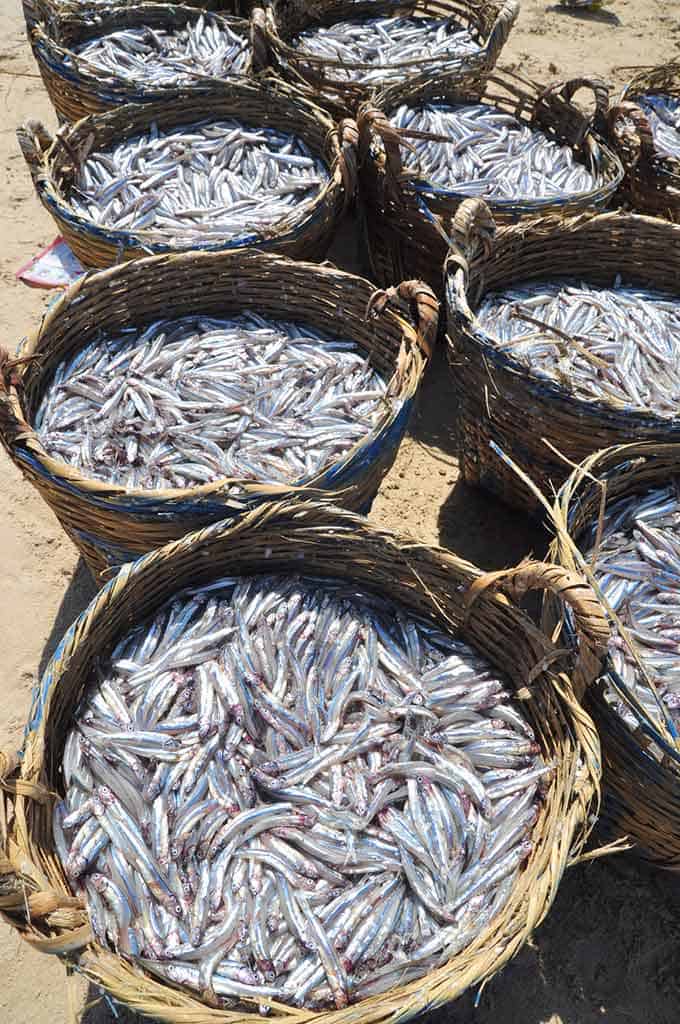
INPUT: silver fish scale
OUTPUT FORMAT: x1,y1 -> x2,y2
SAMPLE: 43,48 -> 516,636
475,279 -> 680,415
636,93 -> 680,160
71,14 -> 250,86
70,120 -> 328,243
390,102 -> 596,200
294,16 -> 480,85
583,486 -> 680,745
35,314 -> 392,490
55,573 -> 548,1010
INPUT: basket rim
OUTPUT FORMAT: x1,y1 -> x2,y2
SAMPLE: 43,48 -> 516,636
4,249 -> 427,507
445,207 -> 680,432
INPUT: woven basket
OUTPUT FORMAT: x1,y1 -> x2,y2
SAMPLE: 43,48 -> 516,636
258,0 -> 519,119
607,63 -> 680,222
0,250 -> 437,579
30,3 -> 268,123
16,75 -> 356,268
444,197 -> 680,516
358,68 -> 624,294
548,441 -> 680,868
0,497 -> 608,1020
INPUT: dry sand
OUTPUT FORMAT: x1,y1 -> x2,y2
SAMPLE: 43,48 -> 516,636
1,0 -> 679,1021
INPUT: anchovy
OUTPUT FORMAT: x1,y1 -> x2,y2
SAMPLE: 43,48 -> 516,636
389,102 -> 596,200
475,279 -> 680,416
35,315 -> 393,491
294,16 -> 480,86
583,484 -> 680,742
70,14 -> 249,87
69,120 -> 328,244
636,94 -> 680,160
56,573 -> 547,1010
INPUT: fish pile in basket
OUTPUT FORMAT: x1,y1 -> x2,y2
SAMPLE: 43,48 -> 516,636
67,13 -> 250,85
55,572 -> 549,1010
634,94 -> 680,159
582,484 -> 680,744
293,16 -> 481,86
391,102 -> 597,200
475,280 -> 680,413
70,120 -> 327,243
36,314 -> 392,489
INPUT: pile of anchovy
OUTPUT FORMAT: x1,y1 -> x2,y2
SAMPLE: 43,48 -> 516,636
294,16 -> 480,85
68,121 -> 328,243
636,93 -> 680,160
54,574 -> 548,1010
583,485 -> 680,743
475,280 -> 680,415
35,315 -> 391,490
70,14 -> 249,85
390,103 -> 596,200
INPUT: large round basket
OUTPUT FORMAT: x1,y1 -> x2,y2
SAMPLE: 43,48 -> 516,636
358,69 -> 624,294
0,250 -> 437,579
549,441 -> 680,868
258,0 -> 519,119
444,198 -> 680,516
16,75 -> 357,268
608,63 -> 680,223
0,497 -> 608,1021
30,3 -> 268,123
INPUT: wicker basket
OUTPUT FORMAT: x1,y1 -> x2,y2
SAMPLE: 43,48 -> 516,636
607,63 -> 680,223
549,441 -> 680,868
0,250 -> 437,579
444,198 -> 680,516
358,69 -> 624,294
30,3 -> 268,123
16,75 -> 357,268
0,497 -> 608,1020
258,0 -> 519,119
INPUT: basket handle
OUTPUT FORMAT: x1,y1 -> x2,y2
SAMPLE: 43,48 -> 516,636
443,198 -> 496,312
485,0 -> 520,67
0,347 -> 38,447
0,751 -> 91,946
366,281 -> 439,358
336,118 -> 359,209
465,559 -> 610,679
357,102 -> 405,191
537,77 -> 610,135
607,100 -> 656,167
249,6 -> 269,73
16,120 -> 53,184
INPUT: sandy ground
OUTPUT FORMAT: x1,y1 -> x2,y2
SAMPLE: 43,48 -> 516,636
1,0 -> 679,1021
